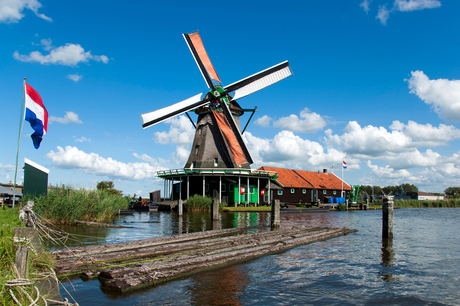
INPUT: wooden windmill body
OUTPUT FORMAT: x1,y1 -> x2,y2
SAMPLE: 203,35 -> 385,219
141,31 -> 292,172
141,32 -> 292,203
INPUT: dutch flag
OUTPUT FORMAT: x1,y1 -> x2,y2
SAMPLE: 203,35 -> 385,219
343,160 -> 347,169
25,83 -> 48,149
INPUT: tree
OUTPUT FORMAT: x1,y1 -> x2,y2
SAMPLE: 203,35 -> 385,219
444,187 -> 460,198
96,181 -> 123,196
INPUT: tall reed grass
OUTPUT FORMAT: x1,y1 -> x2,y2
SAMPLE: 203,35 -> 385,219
394,199 -> 460,208
28,186 -> 129,224
184,194 -> 224,212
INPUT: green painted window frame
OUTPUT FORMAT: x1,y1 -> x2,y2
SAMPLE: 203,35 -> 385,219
291,188 -> 295,193
323,190 -> 327,194
278,190 -> 283,195
302,189 -> 306,194
333,190 -> 336,195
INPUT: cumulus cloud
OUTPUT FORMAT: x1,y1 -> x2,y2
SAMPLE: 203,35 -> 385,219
407,71 -> 460,122
273,108 -> 326,133
367,160 -> 412,179
374,0 -> 441,25
244,131 -> 355,171
324,121 -> 412,158
390,120 -> 460,146
49,111 -> 83,124
67,74 -> 82,82
153,115 -> 195,145
0,0 -> 52,23
47,146 -> 164,180
13,42 -> 109,66
254,115 -> 272,128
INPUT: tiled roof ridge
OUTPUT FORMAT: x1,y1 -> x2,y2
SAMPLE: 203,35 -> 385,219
292,169 -> 314,188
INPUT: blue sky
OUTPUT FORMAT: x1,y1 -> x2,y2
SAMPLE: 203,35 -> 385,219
1,0 -> 460,196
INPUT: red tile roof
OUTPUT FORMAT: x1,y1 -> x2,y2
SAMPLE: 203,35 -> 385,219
258,166 -> 352,191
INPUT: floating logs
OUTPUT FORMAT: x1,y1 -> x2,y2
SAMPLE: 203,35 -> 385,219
53,225 -> 356,293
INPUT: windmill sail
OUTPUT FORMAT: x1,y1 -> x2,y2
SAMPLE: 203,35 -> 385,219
215,100 -> 254,166
141,93 -> 207,128
224,61 -> 292,100
183,32 -> 222,88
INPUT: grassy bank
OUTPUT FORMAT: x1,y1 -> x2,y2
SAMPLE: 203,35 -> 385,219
394,199 -> 460,208
0,207 -> 55,305
27,186 -> 129,224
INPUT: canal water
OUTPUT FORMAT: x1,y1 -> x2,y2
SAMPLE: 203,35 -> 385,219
59,208 -> 460,305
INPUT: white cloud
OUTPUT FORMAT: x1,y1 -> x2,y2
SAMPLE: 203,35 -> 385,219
360,0 -> 372,14
407,71 -> 460,122
74,136 -> 90,143
0,162 -> 15,171
384,149 -> 440,169
375,0 -> 441,25
367,160 -> 412,179
394,0 -> 441,12
324,121 -> 412,158
254,115 -> 272,128
154,115 -> 195,145
13,43 -> 109,66
47,146 -> 164,180
67,74 -> 82,82
376,4 -> 391,25
49,111 -> 83,124
0,0 -> 52,23
273,108 -> 326,133
244,131 -> 354,171
390,120 -> 460,146
40,38 -> 53,51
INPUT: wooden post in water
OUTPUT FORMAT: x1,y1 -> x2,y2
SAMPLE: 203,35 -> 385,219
382,198 -> 394,239
212,199 -> 219,221
178,199 -> 183,216
271,199 -> 280,228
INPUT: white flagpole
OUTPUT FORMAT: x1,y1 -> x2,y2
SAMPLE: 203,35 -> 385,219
341,160 -> 344,198
13,78 -> 27,208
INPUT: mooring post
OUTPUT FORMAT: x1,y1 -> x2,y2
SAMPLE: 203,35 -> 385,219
178,199 -> 183,216
271,199 -> 280,228
212,199 -> 219,220
382,198 -> 394,239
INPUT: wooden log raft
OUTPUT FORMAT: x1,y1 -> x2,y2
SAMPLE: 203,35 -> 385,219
53,226 -> 356,293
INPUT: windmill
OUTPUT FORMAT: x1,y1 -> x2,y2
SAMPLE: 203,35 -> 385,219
141,31 -> 292,170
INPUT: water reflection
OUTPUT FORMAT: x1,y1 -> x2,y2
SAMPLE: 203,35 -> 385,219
189,265 -> 249,306
379,238 -> 399,283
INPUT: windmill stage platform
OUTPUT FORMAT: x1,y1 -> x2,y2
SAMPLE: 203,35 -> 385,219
157,168 -> 279,206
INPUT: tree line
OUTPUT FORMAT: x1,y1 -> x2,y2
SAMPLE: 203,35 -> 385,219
356,184 -> 460,200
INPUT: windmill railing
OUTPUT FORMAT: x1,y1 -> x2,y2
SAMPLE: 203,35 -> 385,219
156,168 -> 278,180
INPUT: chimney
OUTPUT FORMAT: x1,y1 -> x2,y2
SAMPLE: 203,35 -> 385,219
323,169 -> 327,173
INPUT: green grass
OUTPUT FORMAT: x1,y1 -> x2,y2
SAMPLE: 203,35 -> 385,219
0,207 -> 56,305
26,186 -> 129,224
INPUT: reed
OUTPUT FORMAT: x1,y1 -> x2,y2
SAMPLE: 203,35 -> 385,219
0,208 -> 55,305
394,199 -> 460,208
183,195 -> 225,212
28,186 -> 129,224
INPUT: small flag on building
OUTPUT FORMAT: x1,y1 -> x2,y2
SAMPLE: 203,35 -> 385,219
343,160 -> 347,169
25,83 -> 48,149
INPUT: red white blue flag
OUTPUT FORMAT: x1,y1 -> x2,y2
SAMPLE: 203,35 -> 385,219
343,160 -> 347,169
25,83 -> 48,149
